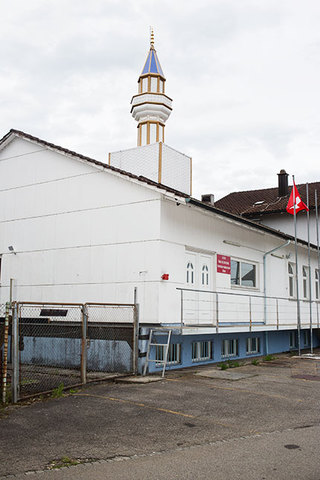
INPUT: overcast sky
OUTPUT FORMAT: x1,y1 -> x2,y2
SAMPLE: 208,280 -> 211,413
1,0 -> 320,199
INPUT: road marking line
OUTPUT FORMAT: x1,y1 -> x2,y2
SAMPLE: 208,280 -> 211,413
74,393 -> 195,418
74,393 -> 236,429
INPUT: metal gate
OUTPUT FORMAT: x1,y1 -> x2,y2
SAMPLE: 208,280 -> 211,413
5,301 -> 138,402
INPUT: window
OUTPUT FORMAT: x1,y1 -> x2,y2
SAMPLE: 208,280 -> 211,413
221,339 -> 238,358
303,330 -> 310,347
288,263 -> 295,298
246,337 -> 260,354
201,265 -> 209,286
315,269 -> 319,300
192,341 -> 212,362
231,260 -> 256,288
289,332 -> 297,349
155,344 -> 181,365
302,266 -> 309,299
186,262 -> 194,285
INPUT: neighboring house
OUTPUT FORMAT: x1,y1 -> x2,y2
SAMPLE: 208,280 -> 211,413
215,170 -> 320,245
0,35 -> 319,373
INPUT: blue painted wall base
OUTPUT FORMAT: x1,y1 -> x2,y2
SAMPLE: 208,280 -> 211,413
145,328 -> 320,373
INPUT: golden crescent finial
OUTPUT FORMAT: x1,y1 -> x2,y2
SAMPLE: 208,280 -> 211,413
150,26 -> 154,47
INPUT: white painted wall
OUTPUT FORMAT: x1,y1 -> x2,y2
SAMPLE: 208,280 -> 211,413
257,211 -> 318,245
0,136 -> 164,323
157,198 -> 320,331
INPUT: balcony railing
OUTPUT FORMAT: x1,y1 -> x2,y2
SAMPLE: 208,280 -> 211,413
177,288 -> 320,331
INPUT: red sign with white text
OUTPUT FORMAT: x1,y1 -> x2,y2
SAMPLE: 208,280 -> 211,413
217,254 -> 231,274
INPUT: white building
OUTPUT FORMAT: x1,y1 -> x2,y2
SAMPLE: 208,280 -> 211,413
0,35 -> 319,372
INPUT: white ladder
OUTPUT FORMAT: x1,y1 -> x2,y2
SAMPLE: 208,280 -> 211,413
143,329 -> 172,378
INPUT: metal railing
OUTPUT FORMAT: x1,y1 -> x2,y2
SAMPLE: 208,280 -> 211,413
178,288 -> 320,331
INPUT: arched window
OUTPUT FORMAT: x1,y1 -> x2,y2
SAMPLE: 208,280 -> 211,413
288,263 -> 295,298
187,262 -> 194,284
201,265 -> 209,286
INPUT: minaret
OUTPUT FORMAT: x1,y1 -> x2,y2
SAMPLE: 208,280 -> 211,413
131,29 -> 172,146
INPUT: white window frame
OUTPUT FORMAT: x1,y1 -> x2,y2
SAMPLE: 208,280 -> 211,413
221,339 -> 238,358
201,264 -> 209,287
155,343 -> 181,366
186,262 -> 194,285
192,341 -> 212,362
289,331 -> 297,349
302,266 -> 309,299
303,330 -> 310,347
231,259 -> 257,289
246,337 -> 260,355
288,262 -> 296,298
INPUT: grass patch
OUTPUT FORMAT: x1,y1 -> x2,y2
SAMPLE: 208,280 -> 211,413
219,362 -> 229,370
219,360 -> 241,370
227,360 -> 240,368
251,359 -> 260,366
49,456 -> 81,469
264,354 -> 276,362
51,383 -> 65,399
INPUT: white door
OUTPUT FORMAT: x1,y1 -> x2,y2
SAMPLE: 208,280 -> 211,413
183,252 -> 214,325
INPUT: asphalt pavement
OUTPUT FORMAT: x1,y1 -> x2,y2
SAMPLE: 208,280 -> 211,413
1,353 -> 319,479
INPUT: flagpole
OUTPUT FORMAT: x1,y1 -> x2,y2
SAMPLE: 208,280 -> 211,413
306,183 -> 313,353
293,175 -> 301,355
316,190 -> 320,328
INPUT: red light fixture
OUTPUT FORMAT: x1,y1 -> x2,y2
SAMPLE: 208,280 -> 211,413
161,273 -> 169,280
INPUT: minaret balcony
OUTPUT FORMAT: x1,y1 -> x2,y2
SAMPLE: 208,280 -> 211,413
131,103 -> 172,124
131,93 -> 172,111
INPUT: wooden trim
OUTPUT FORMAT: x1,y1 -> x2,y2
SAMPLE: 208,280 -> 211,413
147,122 -> 150,145
189,157 -> 192,195
108,152 -> 111,165
139,80 -> 142,94
162,125 -> 165,143
139,73 -> 166,81
130,102 -> 172,114
157,77 -> 160,93
138,120 -> 165,127
158,142 -> 163,183
156,123 -> 159,142
131,92 -> 173,101
148,76 -> 151,92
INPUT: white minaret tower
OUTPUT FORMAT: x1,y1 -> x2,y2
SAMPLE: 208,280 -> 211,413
131,29 -> 172,146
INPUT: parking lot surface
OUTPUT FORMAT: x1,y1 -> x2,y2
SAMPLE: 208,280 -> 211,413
0,353 -> 320,479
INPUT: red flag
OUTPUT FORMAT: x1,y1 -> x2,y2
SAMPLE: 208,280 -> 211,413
286,181 -> 309,215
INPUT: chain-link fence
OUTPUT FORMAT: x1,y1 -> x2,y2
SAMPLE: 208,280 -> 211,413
86,304 -> 136,374
3,301 -> 138,403
17,303 -> 83,399
0,303 -> 11,404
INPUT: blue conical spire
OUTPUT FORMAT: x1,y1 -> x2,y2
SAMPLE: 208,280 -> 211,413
140,30 -> 165,78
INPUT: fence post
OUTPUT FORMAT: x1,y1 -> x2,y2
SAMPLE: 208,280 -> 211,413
1,303 -> 10,404
276,299 -> 279,330
133,288 -> 139,375
249,296 -> 252,332
81,304 -> 88,385
11,303 -> 19,403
